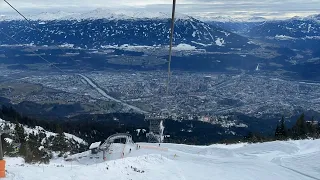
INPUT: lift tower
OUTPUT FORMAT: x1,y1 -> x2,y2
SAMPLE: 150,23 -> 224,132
145,116 -> 165,143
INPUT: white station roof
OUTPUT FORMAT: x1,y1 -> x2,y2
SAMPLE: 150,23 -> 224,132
89,141 -> 101,149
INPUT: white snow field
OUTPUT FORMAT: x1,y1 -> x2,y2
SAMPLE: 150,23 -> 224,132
4,139 -> 320,180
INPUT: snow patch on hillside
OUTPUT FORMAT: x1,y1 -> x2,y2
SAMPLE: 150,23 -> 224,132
102,44 -> 198,51
215,38 -> 225,46
191,41 -> 211,46
304,36 -> 320,40
59,43 -> 74,48
275,35 -> 297,40
172,44 -> 196,51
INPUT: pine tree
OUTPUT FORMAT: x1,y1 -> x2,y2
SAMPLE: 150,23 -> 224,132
3,122 -> 10,131
4,141 -> 16,157
51,125 -> 69,153
292,113 -> 308,139
307,116 -> 319,138
279,116 -> 287,139
40,149 -> 51,164
275,124 -> 281,139
23,142 -> 34,163
14,123 -> 26,143
317,124 -> 320,138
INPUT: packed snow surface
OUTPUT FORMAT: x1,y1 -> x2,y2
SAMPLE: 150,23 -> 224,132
4,139 -> 320,180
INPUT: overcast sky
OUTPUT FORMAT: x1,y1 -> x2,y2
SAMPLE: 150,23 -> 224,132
1,0 -> 320,19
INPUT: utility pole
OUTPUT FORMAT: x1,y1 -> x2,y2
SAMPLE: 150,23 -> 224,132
0,129 -> 13,178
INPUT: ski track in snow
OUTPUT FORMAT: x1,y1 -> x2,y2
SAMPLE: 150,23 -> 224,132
189,21 -> 198,30
3,139 -> 320,180
203,26 -> 215,42
279,165 -> 320,180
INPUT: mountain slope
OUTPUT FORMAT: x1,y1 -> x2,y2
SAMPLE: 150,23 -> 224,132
4,139 -> 320,180
248,15 -> 320,50
0,118 -> 86,145
249,18 -> 319,38
208,21 -> 262,35
0,118 -> 87,163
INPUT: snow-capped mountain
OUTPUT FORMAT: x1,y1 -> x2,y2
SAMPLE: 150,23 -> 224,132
307,14 -> 320,22
208,14 -> 320,38
2,9 -> 191,21
247,15 -> 320,51
63,8 -> 191,21
208,21 -> 261,35
0,9 -> 251,51
249,16 -> 320,38
28,11 -> 81,21
246,17 -> 268,22
202,16 -> 268,35
199,16 -> 268,23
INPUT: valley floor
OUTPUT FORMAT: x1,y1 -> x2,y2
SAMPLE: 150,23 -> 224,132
4,139 -> 320,180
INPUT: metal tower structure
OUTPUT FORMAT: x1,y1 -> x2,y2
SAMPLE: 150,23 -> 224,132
146,117 -> 165,143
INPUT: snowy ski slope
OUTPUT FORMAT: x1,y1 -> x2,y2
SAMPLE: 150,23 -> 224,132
4,139 -> 320,180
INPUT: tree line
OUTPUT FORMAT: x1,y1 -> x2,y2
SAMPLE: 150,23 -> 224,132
239,114 -> 320,144
0,106 -> 87,164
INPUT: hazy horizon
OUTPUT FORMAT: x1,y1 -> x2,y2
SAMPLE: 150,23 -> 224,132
1,0 -> 319,20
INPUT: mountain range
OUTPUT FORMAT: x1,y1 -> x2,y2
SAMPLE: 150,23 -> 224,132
0,10 -> 319,77
0,9 -> 253,52
248,15 -> 320,51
